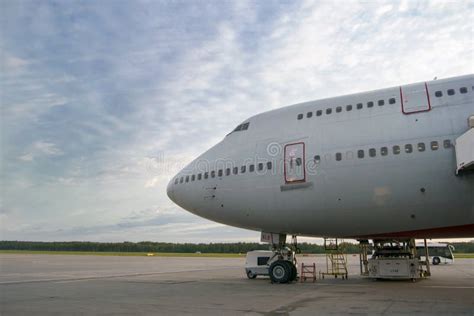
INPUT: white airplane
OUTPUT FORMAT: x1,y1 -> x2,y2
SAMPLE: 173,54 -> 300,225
167,74 -> 474,282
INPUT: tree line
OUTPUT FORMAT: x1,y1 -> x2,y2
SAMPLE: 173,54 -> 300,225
1,240 -> 473,253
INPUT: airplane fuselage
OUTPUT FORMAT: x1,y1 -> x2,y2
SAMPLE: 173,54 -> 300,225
167,75 -> 474,239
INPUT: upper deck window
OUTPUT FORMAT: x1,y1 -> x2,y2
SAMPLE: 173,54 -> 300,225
378,100 -> 384,106
326,108 -> 332,115
447,89 -> 455,96
357,103 -> 363,110
316,110 -> 322,116
367,101 -> 374,108
346,105 -> 352,111
297,114 -> 303,120
435,91 -> 443,97
307,112 -> 313,118
336,106 -> 342,113
460,87 -> 467,94
389,98 -> 396,104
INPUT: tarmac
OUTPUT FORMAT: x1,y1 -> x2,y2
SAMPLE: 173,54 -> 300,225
0,253 -> 473,315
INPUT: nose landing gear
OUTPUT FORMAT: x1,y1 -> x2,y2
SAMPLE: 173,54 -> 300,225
261,233 -> 299,283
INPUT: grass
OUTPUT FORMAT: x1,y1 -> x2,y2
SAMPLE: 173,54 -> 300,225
1,250 -> 473,258
0,250 -> 245,258
452,253 -> 474,259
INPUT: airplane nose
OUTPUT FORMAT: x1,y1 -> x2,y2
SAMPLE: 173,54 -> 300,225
166,178 -> 175,202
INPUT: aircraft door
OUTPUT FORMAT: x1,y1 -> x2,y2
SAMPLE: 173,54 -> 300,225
400,82 -> 431,114
284,142 -> 305,183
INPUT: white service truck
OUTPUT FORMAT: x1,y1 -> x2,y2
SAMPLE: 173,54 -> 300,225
245,249 -> 297,283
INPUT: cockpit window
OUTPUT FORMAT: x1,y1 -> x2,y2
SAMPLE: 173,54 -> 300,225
228,122 -> 250,135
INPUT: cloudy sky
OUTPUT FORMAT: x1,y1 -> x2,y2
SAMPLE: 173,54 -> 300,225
1,0 -> 473,243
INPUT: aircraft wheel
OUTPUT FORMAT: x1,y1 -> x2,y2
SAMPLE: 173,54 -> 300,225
269,260 -> 291,284
432,257 -> 441,265
246,270 -> 257,279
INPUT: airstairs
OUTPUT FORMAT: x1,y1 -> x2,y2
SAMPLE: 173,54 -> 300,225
455,125 -> 474,175
320,238 -> 348,280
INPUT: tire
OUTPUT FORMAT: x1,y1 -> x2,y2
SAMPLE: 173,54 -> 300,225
432,257 -> 441,265
289,262 -> 297,281
246,270 -> 257,279
269,260 -> 291,284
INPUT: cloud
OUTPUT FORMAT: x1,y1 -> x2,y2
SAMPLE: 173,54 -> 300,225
1,0 -> 473,242
17,141 -> 64,162
3,55 -> 30,69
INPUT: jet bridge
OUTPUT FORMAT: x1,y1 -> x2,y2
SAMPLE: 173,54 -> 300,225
455,117 -> 474,175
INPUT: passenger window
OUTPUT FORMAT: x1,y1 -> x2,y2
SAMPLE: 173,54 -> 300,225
307,112 -> 313,118
336,106 -> 342,113
241,165 -> 246,173
443,139 -> 452,148
226,168 -> 230,176
393,145 -> 400,155
267,162 -> 272,170
381,147 -> 388,156
297,114 -> 303,120
367,101 -> 374,108
249,164 -> 255,172
417,143 -> 425,152
326,108 -> 332,115
447,89 -> 455,96
258,163 -> 264,171
369,148 -> 376,157
378,100 -> 384,106
233,167 -> 238,175
431,141 -> 439,150
191,175 -> 195,181
314,155 -> 321,163
335,153 -> 342,161
218,170 -> 223,177
460,87 -> 467,94
389,98 -> 396,104
357,150 -> 364,159
204,172 -> 208,179
346,105 -> 352,111
405,144 -> 413,153
211,171 -> 215,178
316,110 -> 322,116
357,103 -> 363,109
185,175 -> 189,182
198,173 -> 202,180
435,91 -> 443,97
180,177 -> 184,183
174,178 -> 179,184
